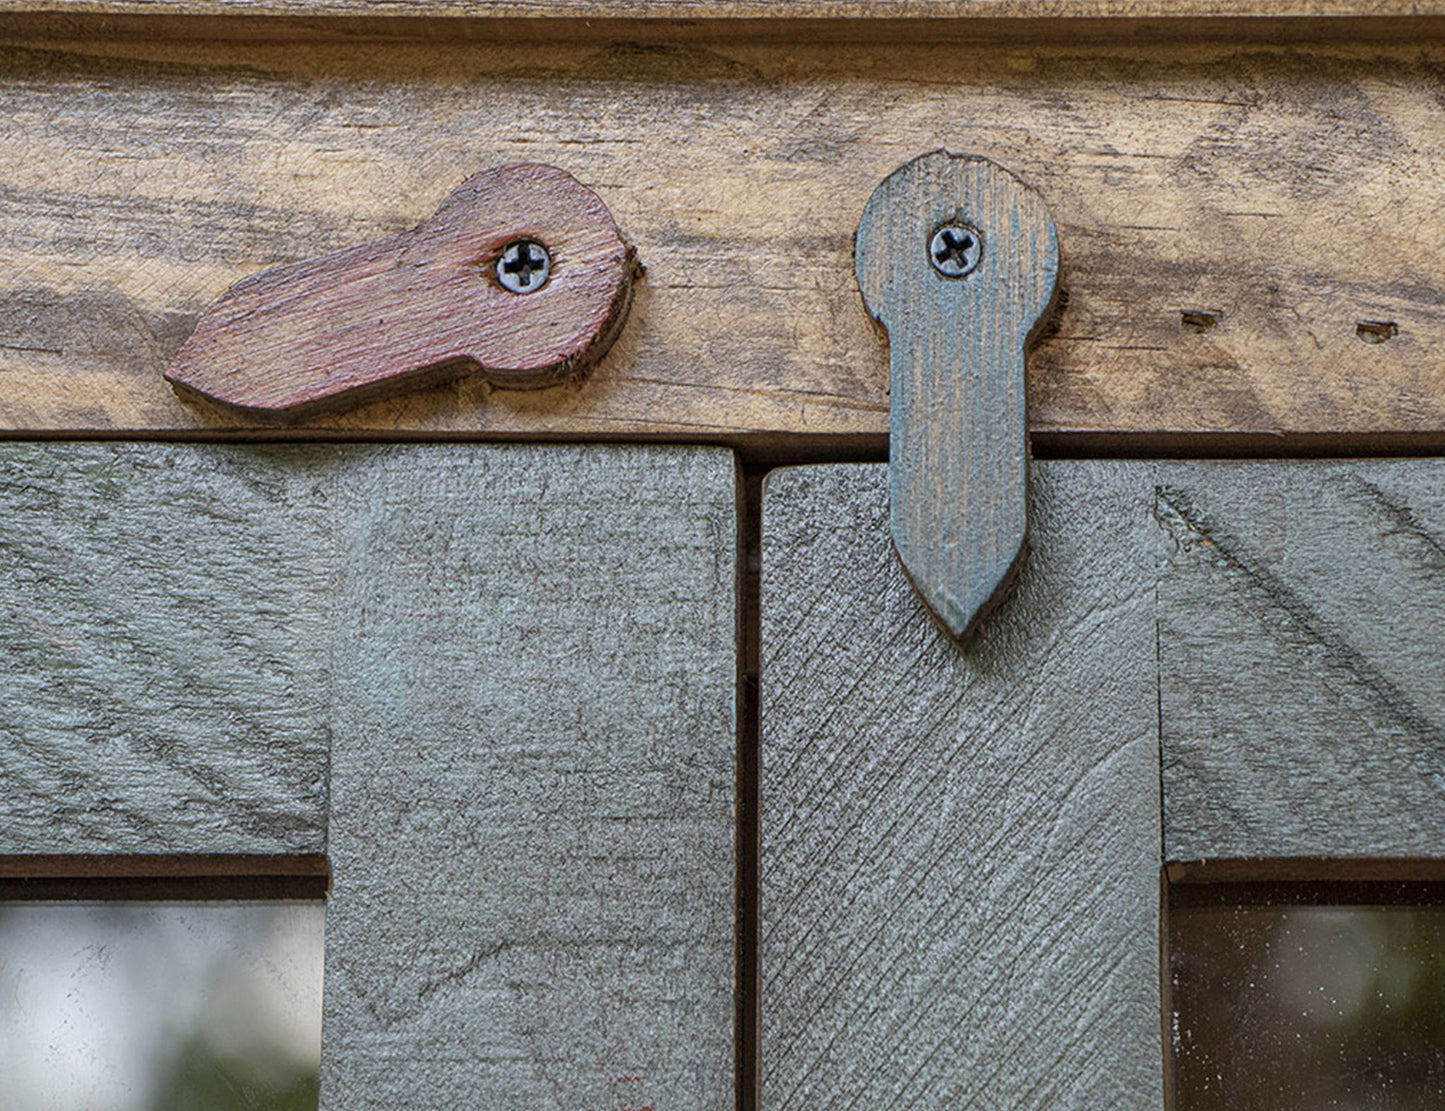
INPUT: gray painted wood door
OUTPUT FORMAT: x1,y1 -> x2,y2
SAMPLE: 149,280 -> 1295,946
0,442 -> 738,1111
759,458 -> 1445,1109
7,443 -> 1443,1108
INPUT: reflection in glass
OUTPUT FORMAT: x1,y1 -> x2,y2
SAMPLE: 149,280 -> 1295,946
1171,903 -> 1445,1111
0,902 -> 323,1111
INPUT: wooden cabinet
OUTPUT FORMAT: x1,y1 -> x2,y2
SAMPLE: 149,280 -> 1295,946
2,6 -> 1443,1108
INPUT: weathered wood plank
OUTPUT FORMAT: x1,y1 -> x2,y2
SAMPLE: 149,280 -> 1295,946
760,460 -> 1161,1109
1157,460 -> 1445,861
0,440 -> 738,1100
4,13 -> 1442,53
0,1 -> 1438,21
1,38 -> 1445,443
321,445 -> 737,1110
0,442 -> 336,854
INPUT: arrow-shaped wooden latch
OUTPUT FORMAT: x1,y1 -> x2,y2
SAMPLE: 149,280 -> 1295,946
166,163 -> 637,419
856,151 -> 1060,640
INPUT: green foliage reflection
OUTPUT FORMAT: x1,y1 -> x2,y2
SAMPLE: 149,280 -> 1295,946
0,902 -> 322,1111
147,1031 -> 319,1111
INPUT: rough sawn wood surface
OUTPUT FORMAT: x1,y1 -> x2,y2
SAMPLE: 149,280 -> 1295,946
321,443 -> 738,1111
1157,460 -> 1445,862
761,460 -> 1162,1109
0,442 -> 338,854
760,456 -> 1445,1106
855,150 -> 1058,638
0,441 -> 738,1111
2,36 -> 1445,443
166,163 -> 637,418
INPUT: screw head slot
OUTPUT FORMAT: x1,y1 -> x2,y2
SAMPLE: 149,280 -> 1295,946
497,239 -> 551,294
929,223 -> 982,279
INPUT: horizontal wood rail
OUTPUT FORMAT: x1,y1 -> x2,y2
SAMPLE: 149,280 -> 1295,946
1168,858 -> 1445,886
5,1 -> 1445,26
1,21 -> 1444,451
0,854 -> 331,899
0,853 -> 330,878
6,13 -> 1445,49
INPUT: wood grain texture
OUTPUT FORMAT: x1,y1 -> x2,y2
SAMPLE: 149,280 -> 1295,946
0,442 -> 336,855
3,38 -> 1445,442
1157,460 -> 1445,862
321,445 -> 737,1110
0,1 -> 1438,20
760,460 -> 1161,1109
0,440 -> 737,1099
167,163 -> 637,419
5,14 -> 1444,53
856,151 -> 1057,638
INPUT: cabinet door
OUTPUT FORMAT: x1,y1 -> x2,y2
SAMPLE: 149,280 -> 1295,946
759,458 -> 1445,1109
0,442 -> 739,1111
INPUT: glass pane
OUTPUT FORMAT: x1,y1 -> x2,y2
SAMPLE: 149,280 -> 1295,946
1171,902 -> 1445,1111
0,901 -> 323,1111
